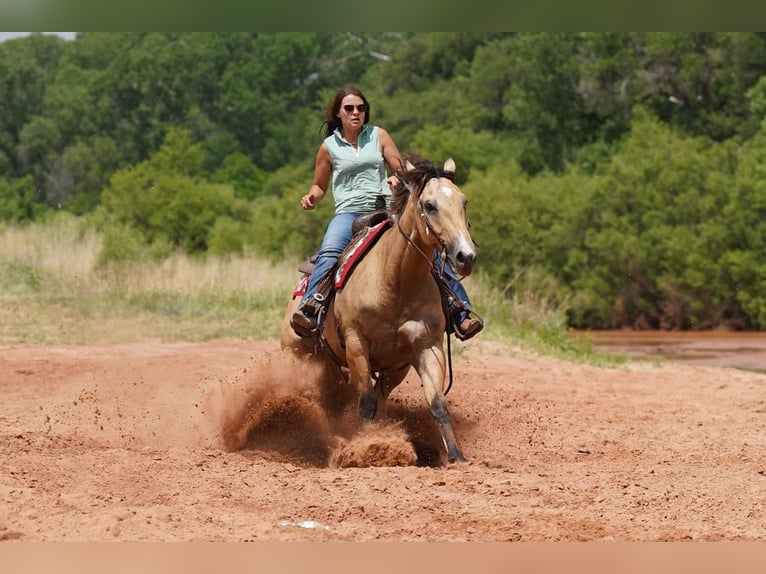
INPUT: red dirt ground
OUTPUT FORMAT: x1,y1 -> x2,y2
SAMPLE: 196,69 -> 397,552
1,338 -> 765,541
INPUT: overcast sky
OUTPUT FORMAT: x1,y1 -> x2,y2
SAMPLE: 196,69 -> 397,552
0,32 -> 76,42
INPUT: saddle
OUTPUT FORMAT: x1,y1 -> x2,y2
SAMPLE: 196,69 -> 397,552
297,209 -> 390,277
294,208 -> 391,323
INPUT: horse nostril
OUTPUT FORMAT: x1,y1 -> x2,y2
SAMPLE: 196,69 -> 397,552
456,251 -> 476,267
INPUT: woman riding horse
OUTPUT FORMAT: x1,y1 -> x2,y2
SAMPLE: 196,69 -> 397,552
282,156 -> 476,463
289,85 -> 482,342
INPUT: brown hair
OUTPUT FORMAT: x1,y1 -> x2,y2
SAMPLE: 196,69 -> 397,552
321,86 -> 370,138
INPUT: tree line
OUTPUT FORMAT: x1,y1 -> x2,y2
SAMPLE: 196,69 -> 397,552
3,32 -> 766,330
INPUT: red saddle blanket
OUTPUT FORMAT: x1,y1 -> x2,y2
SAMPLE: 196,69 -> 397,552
291,219 -> 392,298
333,219 -> 392,288
291,274 -> 310,299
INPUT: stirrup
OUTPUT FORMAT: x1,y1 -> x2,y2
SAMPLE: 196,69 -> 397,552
453,314 -> 483,341
302,293 -> 325,316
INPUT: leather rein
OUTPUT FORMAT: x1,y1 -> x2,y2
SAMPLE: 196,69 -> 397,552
394,177 -> 462,396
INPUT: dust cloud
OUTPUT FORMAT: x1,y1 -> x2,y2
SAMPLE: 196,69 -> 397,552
206,351 -> 441,467
29,343 -> 443,468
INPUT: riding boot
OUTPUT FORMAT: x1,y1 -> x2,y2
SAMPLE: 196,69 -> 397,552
433,273 -> 483,341
454,315 -> 483,341
291,293 -> 324,338
290,310 -> 318,338
447,295 -> 484,341
291,267 -> 337,338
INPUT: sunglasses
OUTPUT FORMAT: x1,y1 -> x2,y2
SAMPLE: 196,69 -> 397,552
342,104 -> 368,113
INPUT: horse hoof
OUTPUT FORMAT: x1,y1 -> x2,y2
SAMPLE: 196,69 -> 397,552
448,452 -> 469,464
358,393 -> 377,420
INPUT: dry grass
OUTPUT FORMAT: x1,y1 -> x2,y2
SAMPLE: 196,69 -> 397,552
122,254 -> 297,293
0,215 -> 99,281
0,215 -> 608,364
0,215 -> 299,344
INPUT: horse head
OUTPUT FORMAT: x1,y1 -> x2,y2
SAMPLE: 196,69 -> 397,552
398,157 -> 476,277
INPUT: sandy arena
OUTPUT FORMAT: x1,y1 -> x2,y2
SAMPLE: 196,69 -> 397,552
1,338 -> 764,541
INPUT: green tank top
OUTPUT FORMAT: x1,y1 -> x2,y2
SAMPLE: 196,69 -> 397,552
324,125 -> 390,213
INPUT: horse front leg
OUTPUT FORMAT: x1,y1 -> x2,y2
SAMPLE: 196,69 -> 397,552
344,336 -> 377,421
416,345 -> 467,463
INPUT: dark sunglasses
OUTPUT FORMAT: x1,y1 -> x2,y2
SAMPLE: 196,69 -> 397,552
342,104 -> 367,113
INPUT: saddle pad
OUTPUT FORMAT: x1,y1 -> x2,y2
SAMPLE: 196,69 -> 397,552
291,273 -> 310,299
334,219 -> 392,289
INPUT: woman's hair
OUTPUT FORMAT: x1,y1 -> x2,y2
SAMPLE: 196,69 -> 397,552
321,86 -> 370,138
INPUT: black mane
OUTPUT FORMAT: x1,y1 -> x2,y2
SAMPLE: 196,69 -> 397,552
390,155 -> 455,218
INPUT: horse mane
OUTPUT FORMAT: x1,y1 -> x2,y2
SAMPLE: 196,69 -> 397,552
390,154 -> 455,218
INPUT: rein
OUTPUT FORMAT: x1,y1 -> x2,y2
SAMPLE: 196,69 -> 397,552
393,177 -> 446,266
395,176 -> 458,396
395,217 -> 436,266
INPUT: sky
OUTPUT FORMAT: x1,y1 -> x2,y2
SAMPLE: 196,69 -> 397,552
0,32 -> 76,42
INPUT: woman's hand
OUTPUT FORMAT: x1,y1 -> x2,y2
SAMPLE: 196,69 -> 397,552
300,193 -> 317,210
386,175 -> 400,190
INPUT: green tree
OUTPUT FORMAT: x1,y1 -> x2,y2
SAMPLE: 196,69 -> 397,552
219,33 -> 326,170
0,176 -> 43,222
99,128 -> 250,257
409,125 -> 518,184
722,119 -> 766,328
379,33 -> 499,94
0,33 -> 65,179
16,116 -> 61,203
250,162 -> 326,261
572,109 -> 736,329
500,33 -> 588,174
51,136 -> 123,214
88,33 -> 238,164
374,34 -> 508,151
638,33 -> 766,141
211,152 -> 268,201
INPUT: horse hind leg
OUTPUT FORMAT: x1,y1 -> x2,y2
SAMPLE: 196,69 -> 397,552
371,365 -> 410,420
358,387 -> 378,420
344,340 -> 378,421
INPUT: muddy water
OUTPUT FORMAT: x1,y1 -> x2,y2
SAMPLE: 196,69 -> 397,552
572,330 -> 766,374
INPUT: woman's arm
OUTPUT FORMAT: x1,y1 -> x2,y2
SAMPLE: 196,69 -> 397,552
379,127 -> 403,188
301,143 -> 332,210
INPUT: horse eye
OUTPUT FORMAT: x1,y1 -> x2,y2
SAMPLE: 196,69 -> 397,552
424,201 -> 437,214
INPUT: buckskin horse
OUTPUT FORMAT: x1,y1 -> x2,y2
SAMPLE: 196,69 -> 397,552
280,157 -> 476,463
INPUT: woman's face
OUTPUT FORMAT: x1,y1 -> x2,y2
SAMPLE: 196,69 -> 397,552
337,94 -> 367,131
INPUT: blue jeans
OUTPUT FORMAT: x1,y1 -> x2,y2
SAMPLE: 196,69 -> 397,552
301,212 -> 363,312
300,212 -> 474,323
439,255 -> 473,323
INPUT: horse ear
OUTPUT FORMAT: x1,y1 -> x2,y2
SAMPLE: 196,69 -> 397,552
405,160 -> 416,172
443,158 -> 456,174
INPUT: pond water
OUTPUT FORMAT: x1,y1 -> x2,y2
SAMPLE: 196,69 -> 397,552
570,330 -> 766,374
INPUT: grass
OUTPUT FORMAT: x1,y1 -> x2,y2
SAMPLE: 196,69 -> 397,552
467,271 -> 628,367
0,214 -> 298,344
0,214 -> 627,366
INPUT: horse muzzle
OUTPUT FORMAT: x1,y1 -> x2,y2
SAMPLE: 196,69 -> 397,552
449,246 -> 476,277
